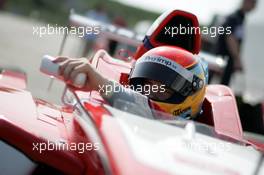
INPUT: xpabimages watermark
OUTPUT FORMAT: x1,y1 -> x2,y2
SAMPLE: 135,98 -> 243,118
33,24 -> 101,38
98,82 -> 166,96
32,141 -> 100,154
164,24 -> 232,38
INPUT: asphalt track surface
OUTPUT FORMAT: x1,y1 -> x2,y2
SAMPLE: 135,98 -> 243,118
0,12 -> 82,104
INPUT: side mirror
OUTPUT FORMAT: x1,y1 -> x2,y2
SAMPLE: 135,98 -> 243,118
135,10 -> 201,59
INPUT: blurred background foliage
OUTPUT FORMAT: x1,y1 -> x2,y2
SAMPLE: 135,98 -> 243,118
4,0 -> 159,26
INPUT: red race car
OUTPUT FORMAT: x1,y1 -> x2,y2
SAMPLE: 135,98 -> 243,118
0,10 -> 264,175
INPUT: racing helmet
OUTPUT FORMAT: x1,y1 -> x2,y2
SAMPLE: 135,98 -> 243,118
129,46 -> 208,119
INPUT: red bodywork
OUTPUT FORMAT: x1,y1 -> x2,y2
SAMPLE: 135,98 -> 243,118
134,10 -> 201,59
0,70 -> 27,89
1,10 -> 264,175
0,51 -> 264,174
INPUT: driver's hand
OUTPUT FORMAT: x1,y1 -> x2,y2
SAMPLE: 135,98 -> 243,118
53,57 -> 108,91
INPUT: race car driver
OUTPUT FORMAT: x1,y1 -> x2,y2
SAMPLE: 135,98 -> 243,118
54,46 -> 208,119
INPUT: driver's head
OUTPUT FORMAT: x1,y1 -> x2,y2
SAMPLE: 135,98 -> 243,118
129,46 -> 208,119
